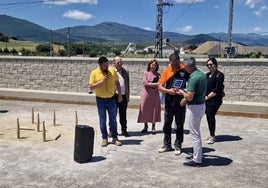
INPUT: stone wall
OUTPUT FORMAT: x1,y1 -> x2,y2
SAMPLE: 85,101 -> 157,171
0,56 -> 267,103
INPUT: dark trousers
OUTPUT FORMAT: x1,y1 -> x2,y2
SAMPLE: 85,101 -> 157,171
115,94 -> 128,132
162,105 -> 186,149
205,104 -> 221,137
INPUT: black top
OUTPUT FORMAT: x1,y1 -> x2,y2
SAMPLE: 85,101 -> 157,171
165,69 -> 190,107
206,69 -> 225,105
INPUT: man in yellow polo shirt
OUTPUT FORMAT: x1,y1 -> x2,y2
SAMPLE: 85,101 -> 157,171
89,56 -> 122,147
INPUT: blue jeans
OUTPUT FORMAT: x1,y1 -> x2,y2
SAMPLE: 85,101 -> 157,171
96,96 -> 118,139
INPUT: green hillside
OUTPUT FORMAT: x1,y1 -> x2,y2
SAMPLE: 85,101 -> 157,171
0,40 -> 38,51
0,15 -> 66,42
0,39 -> 65,53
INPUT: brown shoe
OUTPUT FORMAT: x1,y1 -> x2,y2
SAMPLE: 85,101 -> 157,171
101,139 -> 108,147
112,138 -> 122,146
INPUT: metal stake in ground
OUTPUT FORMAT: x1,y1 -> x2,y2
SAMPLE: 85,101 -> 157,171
42,121 -> 46,142
53,109 -> 56,126
37,113 -> 41,132
32,107 -> 34,124
17,118 -> 35,139
17,118 -> 20,139
75,111 -> 78,126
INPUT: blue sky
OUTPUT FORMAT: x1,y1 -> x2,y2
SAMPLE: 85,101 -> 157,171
0,0 -> 267,35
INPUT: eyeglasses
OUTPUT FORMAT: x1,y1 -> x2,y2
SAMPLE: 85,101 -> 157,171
206,64 -> 214,67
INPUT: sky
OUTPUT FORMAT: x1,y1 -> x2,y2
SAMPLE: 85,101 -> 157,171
0,0 -> 267,35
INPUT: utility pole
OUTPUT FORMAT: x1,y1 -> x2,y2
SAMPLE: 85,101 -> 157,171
67,27 -> 70,57
50,30 -> 53,57
155,0 -> 173,58
218,35 -> 221,58
227,0 -> 234,58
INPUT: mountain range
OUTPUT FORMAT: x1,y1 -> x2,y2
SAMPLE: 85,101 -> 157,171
1,15 -> 268,47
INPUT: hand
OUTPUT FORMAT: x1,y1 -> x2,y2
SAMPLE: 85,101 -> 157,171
117,94 -> 122,102
180,98 -> 187,106
168,88 -> 177,95
175,89 -> 184,95
102,74 -> 108,82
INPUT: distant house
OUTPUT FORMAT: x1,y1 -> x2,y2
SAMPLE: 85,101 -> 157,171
162,45 -> 176,58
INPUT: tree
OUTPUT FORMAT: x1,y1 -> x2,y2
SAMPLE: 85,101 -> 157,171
11,48 -> 18,55
3,48 -> 9,53
20,48 -> 32,56
36,44 -> 51,53
0,36 -> 9,43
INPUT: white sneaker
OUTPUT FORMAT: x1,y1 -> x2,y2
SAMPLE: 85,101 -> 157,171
206,136 -> 216,144
174,147 -> 182,155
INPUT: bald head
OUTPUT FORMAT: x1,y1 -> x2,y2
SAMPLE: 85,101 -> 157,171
113,56 -> 123,71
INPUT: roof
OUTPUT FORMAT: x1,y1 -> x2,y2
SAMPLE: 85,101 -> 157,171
193,41 -> 268,55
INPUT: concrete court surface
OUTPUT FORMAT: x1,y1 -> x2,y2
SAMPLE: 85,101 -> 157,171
0,99 -> 267,188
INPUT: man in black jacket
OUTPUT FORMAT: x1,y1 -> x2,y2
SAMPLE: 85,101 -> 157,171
113,56 -> 130,137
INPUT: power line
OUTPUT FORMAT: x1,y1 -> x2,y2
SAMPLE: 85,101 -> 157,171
0,1 -> 43,6
0,1 -> 43,13
166,0 -> 196,32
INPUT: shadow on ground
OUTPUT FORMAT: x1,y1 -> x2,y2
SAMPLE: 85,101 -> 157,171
202,154 -> 233,167
216,135 -> 242,142
182,147 -> 233,167
121,139 -> 144,145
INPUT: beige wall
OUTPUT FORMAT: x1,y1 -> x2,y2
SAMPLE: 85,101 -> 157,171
0,56 -> 267,103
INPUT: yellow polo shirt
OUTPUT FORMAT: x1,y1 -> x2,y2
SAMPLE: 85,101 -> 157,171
89,66 -> 118,98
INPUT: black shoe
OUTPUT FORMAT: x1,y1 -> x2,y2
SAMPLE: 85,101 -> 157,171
151,129 -> 156,135
183,160 -> 202,167
141,128 -> 148,133
122,131 -> 130,137
185,155 -> 193,160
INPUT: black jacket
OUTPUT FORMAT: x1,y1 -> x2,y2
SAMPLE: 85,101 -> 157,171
206,69 -> 225,105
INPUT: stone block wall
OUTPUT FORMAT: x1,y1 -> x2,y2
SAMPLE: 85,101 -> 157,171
0,56 -> 267,103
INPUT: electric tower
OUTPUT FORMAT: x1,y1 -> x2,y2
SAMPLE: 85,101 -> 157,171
155,0 -> 173,58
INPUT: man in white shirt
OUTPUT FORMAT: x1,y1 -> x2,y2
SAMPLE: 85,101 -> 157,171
113,56 -> 130,136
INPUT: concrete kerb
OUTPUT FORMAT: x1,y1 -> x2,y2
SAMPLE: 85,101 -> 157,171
0,88 -> 267,119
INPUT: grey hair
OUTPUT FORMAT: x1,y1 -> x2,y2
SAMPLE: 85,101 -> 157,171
183,57 -> 196,68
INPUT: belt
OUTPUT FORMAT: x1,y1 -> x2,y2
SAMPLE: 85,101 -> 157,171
96,96 -> 115,100
188,103 -> 205,105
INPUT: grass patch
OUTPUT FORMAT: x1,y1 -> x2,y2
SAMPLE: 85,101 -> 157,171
0,39 -> 65,52
0,39 -> 39,51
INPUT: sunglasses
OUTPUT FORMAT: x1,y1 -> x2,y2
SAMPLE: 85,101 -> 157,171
206,64 -> 214,67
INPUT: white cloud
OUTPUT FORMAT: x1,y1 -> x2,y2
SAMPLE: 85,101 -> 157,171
144,27 -> 152,31
253,26 -> 262,32
254,5 -> 268,16
245,0 -> 260,8
180,25 -> 193,32
44,0 -> 97,5
172,0 -> 205,3
63,10 -> 94,21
